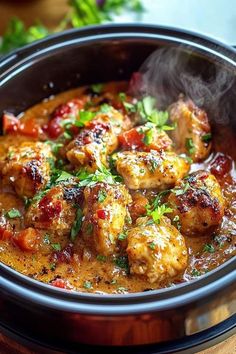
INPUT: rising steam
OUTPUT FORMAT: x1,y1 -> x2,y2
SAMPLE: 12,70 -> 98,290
136,47 -> 236,124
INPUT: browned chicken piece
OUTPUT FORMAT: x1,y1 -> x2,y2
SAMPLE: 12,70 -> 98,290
115,151 -> 190,190
66,108 -> 125,172
1,142 -> 53,198
168,170 -> 225,236
169,98 -> 212,162
82,182 -> 132,256
127,216 -> 188,284
25,184 -> 83,235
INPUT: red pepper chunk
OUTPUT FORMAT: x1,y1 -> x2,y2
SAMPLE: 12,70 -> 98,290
14,228 -> 39,252
97,209 -> 109,220
39,195 -> 62,222
51,278 -> 67,289
0,227 -> 13,241
3,113 -> 20,134
19,118 -> 40,138
210,153 -> 232,178
119,128 -> 144,150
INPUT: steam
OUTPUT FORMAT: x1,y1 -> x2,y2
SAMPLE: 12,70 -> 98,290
136,47 -> 236,124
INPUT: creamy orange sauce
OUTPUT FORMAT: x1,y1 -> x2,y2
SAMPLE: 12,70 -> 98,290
0,82 -> 235,294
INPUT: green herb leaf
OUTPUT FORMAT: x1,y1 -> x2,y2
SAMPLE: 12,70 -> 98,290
6,208 -> 21,219
51,243 -> 61,251
118,232 -> 128,241
147,203 -> 173,224
143,128 -> 154,145
114,255 -> 129,271
96,255 -> 107,262
75,110 -> 96,127
191,268 -> 202,277
70,208 -> 83,241
185,138 -> 195,155
99,103 -> 112,113
91,83 -> 103,94
203,244 -> 215,253
77,165 -> 121,187
172,182 -> 190,196
83,280 -> 92,289
202,133 -> 212,143
148,242 -> 156,250
118,92 -> 127,102
55,170 -> 74,183
98,189 -> 107,203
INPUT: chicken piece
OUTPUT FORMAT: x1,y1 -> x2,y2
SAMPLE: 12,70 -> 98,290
127,216 -> 188,283
1,142 -> 53,198
168,171 -> 225,236
169,98 -> 211,162
66,108 -> 124,172
115,151 -> 190,190
119,125 -> 173,152
82,182 -> 131,256
25,184 -> 83,235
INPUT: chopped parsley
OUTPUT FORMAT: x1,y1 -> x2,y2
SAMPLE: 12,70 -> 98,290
91,83 -> 104,94
75,110 -> 96,127
55,170 -> 74,183
83,280 -> 92,289
5,208 -> 21,219
148,242 -> 156,250
49,263 -> 56,271
147,203 -> 173,225
70,208 -> 83,241
99,103 -> 112,113
172,182 -> 190,196
96,255 -> 107,262
172,215 -> 181,230
51,243 -> 61,251
43,233 -> 51,245
46,141 -> 63,155
203,244 -> 215,253
114,255 -> 129,271
118,231 -> 128,241
77,165 -> 121,187
118,92 -> 127,102
191,268 -> 202,277
97,190 -> 107,203
143,127 -> 154,145
185,138 -> 195,155
202,133 -> 212,143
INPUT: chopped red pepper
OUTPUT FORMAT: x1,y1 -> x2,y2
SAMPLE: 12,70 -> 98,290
19,118 -> 40,138
119,128 -> 144,150
0,227 -> 13,241
210,153 -> 232,178
3,113 -> 20,134
51,278 -> 67,289
13,228 -> 39,252
39,195 -> 62,222
97,209 -> 109,220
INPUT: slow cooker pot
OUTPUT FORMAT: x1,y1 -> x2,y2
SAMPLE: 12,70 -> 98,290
0,24 -> 235,353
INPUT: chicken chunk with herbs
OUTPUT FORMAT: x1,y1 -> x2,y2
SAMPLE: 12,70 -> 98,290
169,98 -> 212,162
25,184 -> 83,235
1,142 -> 53,198
82,182 -> 132,256
126,216 -> 188,283
115,151 -> 190,190
168,171 -> 225,235
66,108 -> 125,172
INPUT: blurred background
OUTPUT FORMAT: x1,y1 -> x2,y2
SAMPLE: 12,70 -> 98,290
0,0 -> 236,55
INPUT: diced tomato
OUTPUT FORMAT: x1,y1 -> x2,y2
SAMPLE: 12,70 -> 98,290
19,118 -> 40,138
119,128 -> 144,150
51,278 -> 67,289
0,226 -> 13,241
14,228 -> 39,251
129,194 -> 148,221
3,113 -> 20,134
97,209 -> 109,220
43,117 -> 63,139
210,153 -> 232,178
39,195 -> 62,222
52,99 -> 85,120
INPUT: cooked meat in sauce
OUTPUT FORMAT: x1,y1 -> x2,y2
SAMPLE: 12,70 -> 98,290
0,81 -> 235,294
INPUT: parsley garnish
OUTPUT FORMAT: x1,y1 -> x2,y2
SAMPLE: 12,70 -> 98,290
91,83 -> 104,94
203,244 -> 215,253
143,127 -> 154,145
5,208 -> 21,219
147,204 -> 173,224
55,170 -> 74,183
70,208 -> 83,241
191,268 -> 202,277
83,280 -> 92,289
172,182 -> 190,196
185,138 -> 195,155
97,190 -> 107,203
96,255 -> 107,262
118,232 -> 128,241
114,255 -> 129,271
75,110 -> 96,127
51,243 -> 61,251
202,133 -> 212,143
77,165 -> 121,187
148,242 -> 156,250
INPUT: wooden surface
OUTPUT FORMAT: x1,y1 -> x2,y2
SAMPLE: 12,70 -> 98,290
0,1 -> 235,353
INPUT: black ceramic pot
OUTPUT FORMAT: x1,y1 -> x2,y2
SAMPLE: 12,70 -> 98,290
0,24 -> 235,354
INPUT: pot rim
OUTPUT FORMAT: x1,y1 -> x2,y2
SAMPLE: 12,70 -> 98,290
0,23 -> 235,315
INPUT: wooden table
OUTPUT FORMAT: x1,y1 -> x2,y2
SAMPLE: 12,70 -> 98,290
0,1 -> 235,353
